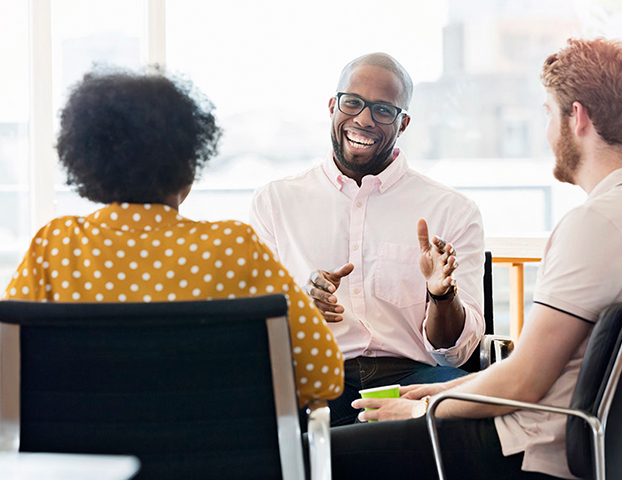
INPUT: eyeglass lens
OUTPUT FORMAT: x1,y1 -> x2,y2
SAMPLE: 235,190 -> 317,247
338,94 -> 399,124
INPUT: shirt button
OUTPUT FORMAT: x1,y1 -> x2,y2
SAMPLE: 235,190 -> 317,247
356,201 -> 363,207
364,349 -> 373,356
353,287 -> 360,294
352,244 -> 359,251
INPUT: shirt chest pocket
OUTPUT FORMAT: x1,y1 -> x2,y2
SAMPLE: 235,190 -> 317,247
374,243 -> 427,308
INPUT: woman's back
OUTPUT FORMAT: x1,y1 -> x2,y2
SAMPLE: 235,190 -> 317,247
4,201 -> 344,404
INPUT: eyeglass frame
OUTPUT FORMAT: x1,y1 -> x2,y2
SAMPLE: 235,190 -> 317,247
334,92 -> 408,125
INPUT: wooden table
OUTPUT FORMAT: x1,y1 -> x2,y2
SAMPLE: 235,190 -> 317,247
485,237 -> 548,339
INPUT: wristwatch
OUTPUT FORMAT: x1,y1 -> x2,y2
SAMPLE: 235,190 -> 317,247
427,283 -> 457,304
411,395 -> 431,418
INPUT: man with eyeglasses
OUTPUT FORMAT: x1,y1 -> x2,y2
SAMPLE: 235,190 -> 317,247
250,53 -> 485,427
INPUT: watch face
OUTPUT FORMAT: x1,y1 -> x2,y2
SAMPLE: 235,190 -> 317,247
411,399 -> 427,418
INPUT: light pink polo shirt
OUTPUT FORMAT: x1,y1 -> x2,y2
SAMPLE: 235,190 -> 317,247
250,151 -> 485,367
495,168 -> 622,479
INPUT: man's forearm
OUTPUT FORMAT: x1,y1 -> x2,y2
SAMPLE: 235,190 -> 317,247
434,359 -> 525,419
425,292 -> 466,348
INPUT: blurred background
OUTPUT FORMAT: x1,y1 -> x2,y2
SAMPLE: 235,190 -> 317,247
1,0 -> 621,332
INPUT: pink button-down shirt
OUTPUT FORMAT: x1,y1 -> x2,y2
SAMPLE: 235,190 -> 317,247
250,151 -> 485,367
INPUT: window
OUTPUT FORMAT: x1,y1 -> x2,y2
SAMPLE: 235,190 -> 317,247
165,0 -> 447,222
2,0 -> 621,332
0,2 -> 30,288
51,0 -> 147,217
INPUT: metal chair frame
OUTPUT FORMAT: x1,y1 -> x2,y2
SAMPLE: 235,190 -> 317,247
426,307 -> 622,480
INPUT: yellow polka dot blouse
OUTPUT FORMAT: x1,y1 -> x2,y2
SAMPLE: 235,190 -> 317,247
3,202 -> 344,405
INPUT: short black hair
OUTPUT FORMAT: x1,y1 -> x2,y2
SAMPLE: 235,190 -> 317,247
56,67 -> 221,204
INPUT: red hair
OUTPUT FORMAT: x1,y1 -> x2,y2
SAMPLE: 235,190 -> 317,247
541,37 -> 622,146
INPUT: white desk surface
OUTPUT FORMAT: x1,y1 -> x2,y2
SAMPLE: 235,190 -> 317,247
0,452 -> 140,480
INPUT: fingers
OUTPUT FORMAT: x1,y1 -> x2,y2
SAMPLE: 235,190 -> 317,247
352,398 -> 415,422
305,285 -> 344,321
328,263 -> 355,282
398,384 -> 422,395
313,297 -> 345,323
351,397 -> 389,410
305,264 -> 353,322
433,236 -> 457,257
417,218 -> 430,252
357,409 -> 377,422
419,219 -> 458,259
401,390 -> 425,400
432,235 -> 446,252
352,399 -> 380,422
309,270 -> 336,294
399,384 -> 431,400
433,240 -> 458,268
442,254 -> 459,276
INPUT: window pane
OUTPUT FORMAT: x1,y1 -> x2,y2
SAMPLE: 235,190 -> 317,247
166,0 -> 621,336
50,0 -> 147,216
166,0 -> 447,222
0,2 -> 30,287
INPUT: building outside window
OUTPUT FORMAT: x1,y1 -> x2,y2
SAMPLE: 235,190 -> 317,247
1,0 -> 621,333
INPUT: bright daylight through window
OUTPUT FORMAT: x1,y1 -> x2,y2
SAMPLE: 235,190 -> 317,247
0,0 -> 621,331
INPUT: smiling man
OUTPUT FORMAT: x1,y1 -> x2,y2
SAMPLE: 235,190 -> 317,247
250,53 -> 485,427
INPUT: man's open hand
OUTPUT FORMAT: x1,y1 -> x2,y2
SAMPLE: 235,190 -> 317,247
417,218 -> 458,296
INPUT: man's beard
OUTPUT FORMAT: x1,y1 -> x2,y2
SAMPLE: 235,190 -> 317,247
331,129 -> 395,176
552,120 -> 583,185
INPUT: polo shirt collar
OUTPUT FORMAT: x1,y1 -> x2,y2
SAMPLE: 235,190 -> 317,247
589,167 -> 622,199
322,148 -> 408,193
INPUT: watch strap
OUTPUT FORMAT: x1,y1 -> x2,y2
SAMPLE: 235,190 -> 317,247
427,283 -> 457,304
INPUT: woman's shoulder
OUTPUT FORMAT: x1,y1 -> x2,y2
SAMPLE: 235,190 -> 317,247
194,219 -> 260,240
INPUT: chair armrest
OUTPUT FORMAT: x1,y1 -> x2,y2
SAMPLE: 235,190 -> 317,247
306,400 -> 331,480
425,392 -> 605,480
479,334 -> 514,370
0,323 -> 20,452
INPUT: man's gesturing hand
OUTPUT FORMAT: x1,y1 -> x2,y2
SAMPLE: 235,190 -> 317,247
417,218 -> 458,296
306,263 -> 355,322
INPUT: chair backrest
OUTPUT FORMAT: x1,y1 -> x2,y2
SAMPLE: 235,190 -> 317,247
0,295 -> 305,480
567,303 -> 622,479
461,251 -> 494,373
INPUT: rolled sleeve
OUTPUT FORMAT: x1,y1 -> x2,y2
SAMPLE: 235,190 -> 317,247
422,288 -> 485,366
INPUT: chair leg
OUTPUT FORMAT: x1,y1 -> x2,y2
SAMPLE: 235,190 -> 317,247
425,401 -> 446,480
589,419 -> 606,480
307,400 -> 331,480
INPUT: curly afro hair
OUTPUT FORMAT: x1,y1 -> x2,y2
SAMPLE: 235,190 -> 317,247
56,67 -> 222,204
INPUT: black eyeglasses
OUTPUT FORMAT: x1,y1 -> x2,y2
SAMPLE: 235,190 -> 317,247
335,92 -> 407,125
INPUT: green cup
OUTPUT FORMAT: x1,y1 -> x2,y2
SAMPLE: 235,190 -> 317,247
359,384 -> 400,421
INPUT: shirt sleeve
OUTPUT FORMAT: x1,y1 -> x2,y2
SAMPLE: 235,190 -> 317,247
422,204 -> 486,367
534,206 -> 622,323
249,186 -> 279,260
243,226 -> 344,406
2,227 -> 49,301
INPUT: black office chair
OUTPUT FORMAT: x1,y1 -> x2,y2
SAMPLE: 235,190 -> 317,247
461,251 -> 514,373
0,295 -> 331,480
427,302 -> 622,480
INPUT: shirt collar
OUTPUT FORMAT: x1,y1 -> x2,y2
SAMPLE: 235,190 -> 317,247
588,167 -> 622,199
322,147 -> 409,193
87,202 -> 187,232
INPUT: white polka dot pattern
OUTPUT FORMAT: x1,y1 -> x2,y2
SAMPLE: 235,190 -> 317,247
2,202 -> 344,405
